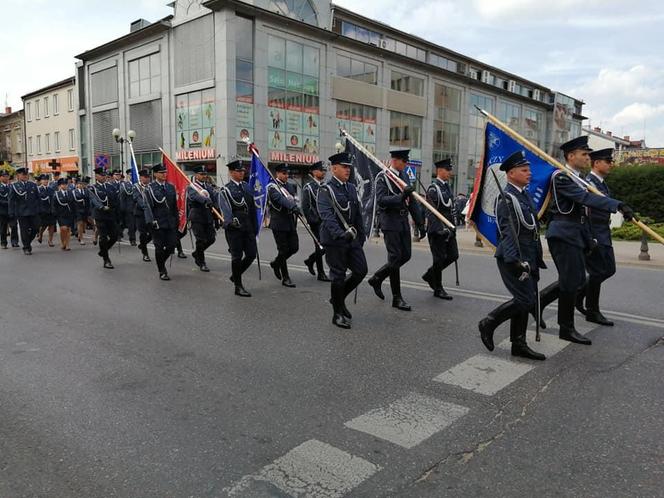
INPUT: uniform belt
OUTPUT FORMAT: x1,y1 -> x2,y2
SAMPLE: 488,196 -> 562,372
551,213 -> 585,224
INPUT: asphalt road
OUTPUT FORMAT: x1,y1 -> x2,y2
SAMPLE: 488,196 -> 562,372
1,228 -> 663,498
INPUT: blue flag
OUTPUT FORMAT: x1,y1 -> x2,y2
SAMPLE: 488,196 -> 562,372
129,154 -> 139,184
248,153 -> 272,237
469,122 -> 556,246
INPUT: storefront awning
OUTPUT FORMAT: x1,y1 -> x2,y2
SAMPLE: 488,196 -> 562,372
30,156 -> 80,173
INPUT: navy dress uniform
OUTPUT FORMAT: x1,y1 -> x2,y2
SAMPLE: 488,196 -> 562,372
8,167 -> 40,255
219,160 -> 258,297
267,164 -> 300,287
0,170 -> 20,248
539,136 -> 630,345
422,159 -> 459,300
144,164 -> 179,280
301,161 -> 330,282
89,168 -> 120,268
583,148 -> 618,326
187,165 -> 217,272
106,170 -> 124,238
478,151 -> 546,360
368,149 -> 425,311
119,169 -> 137,245
132,170 -> 153,262
51,179 -> 78,251
37,176 -> 57,246
317,152 -> 368,329
72,179 -> 91,245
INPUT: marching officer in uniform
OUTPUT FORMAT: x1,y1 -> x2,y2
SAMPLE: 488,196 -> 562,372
120,168 -> 137,246
582,148 -> 619,326
51,178 -> 77,251
219,160 -> 258,297
72,177 -> 91,245
187,165 -> 217,272
133,169 -> 153,262
422,158 -> 459,300
37,174 -> 56,247
89,167 -> 120,268
144,163 -> 179,281
267,163 -> 300,288
301,161 -> 330,282
317,152 -> 367,329
478,151 -> 546,360
539,136 -> 632,345
368,149 -> 425,311
8,167 -> 40,255
0,169 -> 20,249
107,169 -> 124,239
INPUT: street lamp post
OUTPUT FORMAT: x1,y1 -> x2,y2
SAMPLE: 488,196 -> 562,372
112,128 -> 136,170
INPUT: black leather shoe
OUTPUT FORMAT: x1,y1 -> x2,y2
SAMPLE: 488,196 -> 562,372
159,272 -> 171,281
329,299 -> 352,320
332,313 -> 351,329
11,243 -> 20,248
422,270 -> 435,291
478,317 -> 496,351
130,241 -> 137,246
23,248 -> 30,255
586,311 -> 614,326
368,276 -> 385,300
304,257 -> 316,275
270,261 -> 282,280
103,260 -> 114,269
92,239 -> 97,245
177,252 -> 187,259
433,288 -> 453,300
282,278 -> 296,288
392,296 -> 411,311
142,254 -> 151,262
199,263 -> 210,272
235,285 -> 252,297
317,273 -> 331,282
559,326 -> 592,345
511,342 -> 546,361
1,244 -> 7,249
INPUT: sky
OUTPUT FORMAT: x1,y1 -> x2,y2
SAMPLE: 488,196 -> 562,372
2,0 -> 662,146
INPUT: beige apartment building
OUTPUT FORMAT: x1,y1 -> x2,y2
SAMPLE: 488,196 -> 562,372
0,107 -> 26,168
22,77 -> 79,174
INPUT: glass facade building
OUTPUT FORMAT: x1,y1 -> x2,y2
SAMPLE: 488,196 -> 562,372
75,0 -> 585,194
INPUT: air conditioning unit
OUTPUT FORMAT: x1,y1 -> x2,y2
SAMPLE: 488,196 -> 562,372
481,70 -> 491,83
508,80 -> 517,93
533,89 -> 541,101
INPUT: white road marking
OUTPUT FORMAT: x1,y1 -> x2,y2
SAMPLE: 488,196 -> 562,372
224,439 -> 380,498
122,242 -> 664,329
344,392 -> 469,449
433,354 -> 535,396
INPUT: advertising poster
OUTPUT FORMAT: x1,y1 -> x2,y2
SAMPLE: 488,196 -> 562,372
269,107 -> 284,131
237,102 -> 254,143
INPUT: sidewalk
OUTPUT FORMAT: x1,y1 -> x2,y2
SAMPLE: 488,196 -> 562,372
442,227 -> 664,269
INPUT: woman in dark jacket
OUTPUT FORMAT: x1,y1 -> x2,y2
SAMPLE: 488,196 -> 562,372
51,178 -> 77,251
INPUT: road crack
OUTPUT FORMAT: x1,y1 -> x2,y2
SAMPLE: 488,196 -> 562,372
414,371 -> 563,483
590,335 -> 664,375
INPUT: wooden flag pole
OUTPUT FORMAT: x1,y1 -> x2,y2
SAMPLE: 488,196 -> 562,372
341,130 -> 456,230
475,107 -> 664,246
158,147 -> 224,222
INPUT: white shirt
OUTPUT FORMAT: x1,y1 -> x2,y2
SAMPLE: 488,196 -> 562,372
507,182 -> 524,193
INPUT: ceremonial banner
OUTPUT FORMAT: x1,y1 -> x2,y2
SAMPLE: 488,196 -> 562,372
162,152 -> 188,233
468,122 -> 556,246
129,155 -> 139,184
344,138 -> 382,235
248,150 -> 272,237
